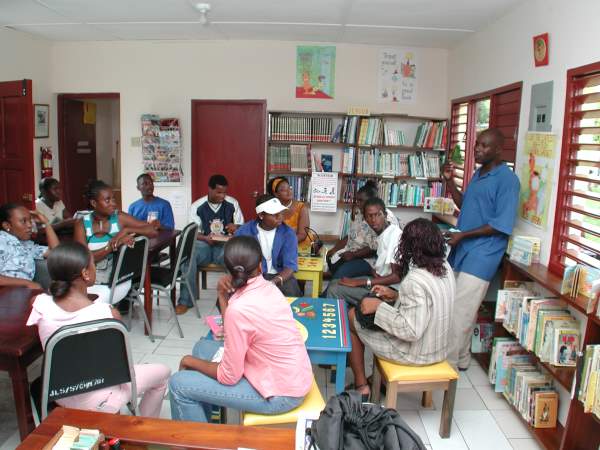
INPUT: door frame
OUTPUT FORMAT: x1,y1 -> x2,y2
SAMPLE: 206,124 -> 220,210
57,92 -> 119,209
190,99 -> 267,208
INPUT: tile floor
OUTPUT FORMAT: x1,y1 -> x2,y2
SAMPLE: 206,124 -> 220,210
0,275 -> 544,450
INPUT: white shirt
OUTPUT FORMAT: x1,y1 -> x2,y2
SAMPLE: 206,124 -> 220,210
257,225 -> 277,274
35,198 -> 66,224
374,223 -> 402,277
189,195 -> 244,229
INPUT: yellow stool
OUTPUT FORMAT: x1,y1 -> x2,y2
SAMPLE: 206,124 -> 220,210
372,358 -> 458,438
295,256 -> 324,298
197,263 -> 225,290
242,378 -> 325,426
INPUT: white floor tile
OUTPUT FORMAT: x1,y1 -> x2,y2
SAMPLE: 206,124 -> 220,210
464,364 -> 490,386
401,410 -> 429,445
419,410 -> 468,450
453,387 -> 487,411
490,410 -> 532,439
160,398 -> 172,420
474,384 -> 511,411
454,410 -> 512,450
140,354 -> 182,376
509,438 -> 544,450
456,372 -> 472,389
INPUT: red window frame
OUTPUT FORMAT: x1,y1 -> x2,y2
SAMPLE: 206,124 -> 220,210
449,82 -> 522,190
549,60 -> 600,275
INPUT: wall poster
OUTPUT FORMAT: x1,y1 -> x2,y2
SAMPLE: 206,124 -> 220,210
378,48 -> 418,103
141,114 -> 183,184
310,172 -> 338,213
519,132 -> 556,229
296,46 -> 336,99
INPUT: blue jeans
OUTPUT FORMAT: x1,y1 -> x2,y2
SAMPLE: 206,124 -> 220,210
179,241 -> 225,306
169,339 -> 304,422
331,258 -> 372,279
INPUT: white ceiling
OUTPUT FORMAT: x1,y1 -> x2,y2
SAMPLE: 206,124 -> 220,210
0,0 -> 525,48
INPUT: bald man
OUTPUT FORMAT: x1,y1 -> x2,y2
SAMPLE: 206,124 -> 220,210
443,128 -> 520,370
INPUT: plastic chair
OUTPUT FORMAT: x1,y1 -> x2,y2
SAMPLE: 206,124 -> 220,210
40,319 -> 137,420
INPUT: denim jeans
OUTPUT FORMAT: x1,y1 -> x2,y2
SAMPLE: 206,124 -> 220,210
179,241 -> 225,306
169,339 -> 304,422
331,258 -> 372,280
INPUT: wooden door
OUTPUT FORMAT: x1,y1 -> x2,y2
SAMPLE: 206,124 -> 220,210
191,100 -> 266,221
59,97 -> 97,211
0,80 -> 34,208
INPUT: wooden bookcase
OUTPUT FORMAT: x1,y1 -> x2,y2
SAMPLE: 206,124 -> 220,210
266,110 -> 449,212
473,258 -> 600,450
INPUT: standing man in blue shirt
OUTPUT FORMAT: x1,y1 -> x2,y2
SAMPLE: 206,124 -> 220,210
235,194 -> 302,297
128,174 -> 175,229
444,128 -> 520,370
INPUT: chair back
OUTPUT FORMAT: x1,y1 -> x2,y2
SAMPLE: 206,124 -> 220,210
107,236 -> 149,304
165,222 -> 198,287
40,319 -> 136,419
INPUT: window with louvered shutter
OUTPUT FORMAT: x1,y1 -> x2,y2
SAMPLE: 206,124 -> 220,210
450,102 -> 469,191
550,62 -> 600,274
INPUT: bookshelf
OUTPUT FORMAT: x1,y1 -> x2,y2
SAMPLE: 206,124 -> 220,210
474,258 -> 600,450
266,110 -> 449,212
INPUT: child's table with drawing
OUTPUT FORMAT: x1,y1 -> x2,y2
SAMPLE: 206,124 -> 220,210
288,297 -> 351,394
295,256 -> 324,298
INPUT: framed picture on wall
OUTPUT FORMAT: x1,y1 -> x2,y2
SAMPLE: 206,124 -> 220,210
34,104 -> 49,138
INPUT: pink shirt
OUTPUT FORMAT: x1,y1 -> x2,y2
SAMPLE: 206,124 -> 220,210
26,294 -> 113,348
217,275 -> 312,399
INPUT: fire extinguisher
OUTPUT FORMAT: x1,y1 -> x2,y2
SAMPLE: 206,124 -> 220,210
41,146 -> 53,178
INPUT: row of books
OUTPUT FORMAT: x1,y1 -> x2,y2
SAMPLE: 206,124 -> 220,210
357,117 -> 384,146
508,236 -> 541,266
383,181 -> 443,208
341,146 -> 356,174
413,121 -> 447,149
488,338 -> 558,428
269,114 -> 333,142
355,150 -> 441,178
578,344 -> 600,418
384,124 -> 406,146
561,263 -> 600,313
265,175 -> 310,202
340,208 -> 352,238
267,144 -> 312,172
496,282 -> 580,367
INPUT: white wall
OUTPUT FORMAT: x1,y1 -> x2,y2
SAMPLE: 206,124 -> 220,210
93,98 -> 120,186
0,28 -> 56,195
448,0 -> 600,265
47,40 -> 448,230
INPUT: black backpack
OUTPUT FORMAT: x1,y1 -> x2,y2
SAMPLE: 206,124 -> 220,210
307,391 -> 426,450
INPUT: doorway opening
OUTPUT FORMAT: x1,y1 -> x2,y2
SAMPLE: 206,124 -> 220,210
57,93 -> 121,212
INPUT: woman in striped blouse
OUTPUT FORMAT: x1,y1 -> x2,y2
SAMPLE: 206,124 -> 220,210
347,218 -> 455,400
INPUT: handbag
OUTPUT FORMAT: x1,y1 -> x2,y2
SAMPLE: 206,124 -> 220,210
355,294 -> 393,331
307,391 -> 426,450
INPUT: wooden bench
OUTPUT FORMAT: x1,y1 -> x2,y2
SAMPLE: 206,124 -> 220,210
197,264 -> 226,290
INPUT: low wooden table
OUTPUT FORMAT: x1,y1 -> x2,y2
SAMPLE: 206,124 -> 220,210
0,287 -> 44,441
296,256 -> 324,298
144,229 -> 180,335
17,407 -> 295,449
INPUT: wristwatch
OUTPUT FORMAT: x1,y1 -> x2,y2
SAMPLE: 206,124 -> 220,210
366,278 -> 372,289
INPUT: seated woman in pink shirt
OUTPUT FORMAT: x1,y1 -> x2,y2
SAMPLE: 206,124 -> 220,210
27,241 -> 170,417
169,236 -> 313,422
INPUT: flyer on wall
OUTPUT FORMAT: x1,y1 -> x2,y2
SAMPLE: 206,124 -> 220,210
140,114 -> 183,184
378,48 -> 418,103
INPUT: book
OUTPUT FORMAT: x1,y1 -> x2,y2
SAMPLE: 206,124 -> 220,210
533,391 -> 558,428
561,264 -> 579,297
321,154 -> 333,172
471,321 -> 494,353
205,315 -> 224,339
551,326 -> 579,367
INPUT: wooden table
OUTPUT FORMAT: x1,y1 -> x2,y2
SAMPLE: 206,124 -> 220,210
295,256 -> 324,298
0,287 -> 44,441
144,229 -> 180,335
17,407 -> 295,449
289,297 -> 351,393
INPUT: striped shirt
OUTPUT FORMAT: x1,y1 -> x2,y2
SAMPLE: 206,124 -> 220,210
356,262 -> 455,365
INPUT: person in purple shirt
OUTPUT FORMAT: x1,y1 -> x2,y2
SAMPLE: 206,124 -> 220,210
443,128 -> 520,370
128,174 -> 175,230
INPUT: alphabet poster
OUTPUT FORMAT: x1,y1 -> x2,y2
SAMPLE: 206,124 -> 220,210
378,48 -> 418,103
519,132 -> 556,229
296,46 -> 336,99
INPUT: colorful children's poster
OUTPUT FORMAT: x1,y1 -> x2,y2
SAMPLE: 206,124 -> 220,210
378,48 -> 418,103
519,132 -> 556,229
296,46 -> 336,99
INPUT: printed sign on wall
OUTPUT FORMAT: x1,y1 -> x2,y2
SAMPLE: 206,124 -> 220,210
378,48 -> 418,103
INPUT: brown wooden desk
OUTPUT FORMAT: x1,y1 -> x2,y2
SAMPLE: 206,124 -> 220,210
144,229 -> 180,335
17,407 -> 295,449
0,287 -> 44,441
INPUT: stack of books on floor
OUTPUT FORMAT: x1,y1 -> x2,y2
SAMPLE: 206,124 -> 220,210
383,124 -> 406,146
269,114 -> 333,142
495,281 -> 580,368
578,344 -> 600,419
413,121 -> 448,149
357,117 -> 384,145
488,338 -> 558,429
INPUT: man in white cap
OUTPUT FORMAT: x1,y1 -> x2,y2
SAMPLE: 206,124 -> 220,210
235,194 -> 302,297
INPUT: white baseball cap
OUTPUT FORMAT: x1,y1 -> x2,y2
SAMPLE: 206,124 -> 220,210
256,197 -> 288,215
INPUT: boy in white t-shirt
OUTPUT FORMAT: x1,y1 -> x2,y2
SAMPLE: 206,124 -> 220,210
326,197 -> 402,306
